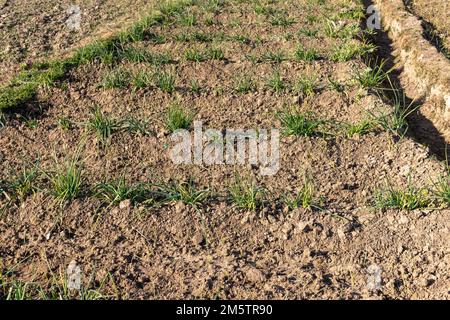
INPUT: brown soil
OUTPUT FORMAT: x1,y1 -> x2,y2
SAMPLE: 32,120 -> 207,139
0,0 -> 449,300
409,0 -> 450,53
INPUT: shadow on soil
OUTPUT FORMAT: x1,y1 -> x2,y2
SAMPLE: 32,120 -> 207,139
362,0 -> 450,161
403,0 -> 450,59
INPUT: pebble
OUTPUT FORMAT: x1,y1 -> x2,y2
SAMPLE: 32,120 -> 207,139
192,233 -> 205,246
245,267 -> 266,283
175,201 -> 186,214
398,214 -> 409,225
119,199 -> 131,210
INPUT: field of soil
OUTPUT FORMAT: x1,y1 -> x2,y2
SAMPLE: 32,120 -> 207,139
0,0 -> 449,300
407,0 -> 450,55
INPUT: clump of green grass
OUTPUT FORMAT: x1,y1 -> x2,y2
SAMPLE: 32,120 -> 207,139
330,41 -> 376,62
132,70 -> 152,89
174,32 -> 191,42
373,180 -> 432,210
253,3 -> 276,16
3,280 -> 34,300
208,47 -> 225,60
342,119 -> 377,138
433,175 -> 450,206
10,166 -> 40,201
234,76 -> 256,93
20,116 -> 38,129
284,178 -> 321,210
295,75 -> 317,96
1,272 -> 109,300
267,71 -> 286,92
58,117 -> 73,130
166,103 -> 193,132
324,20 -> 359,39
305,13 -> 320,24
337,8 -> 365,20
327,77 -> 345,93
154,70 -> 176,93
185,49 -> 206,62
72,40 -> 120,65
298,28 -> 318,37
189,79 -> 201,93
192,32 -> 213,42
159,180 -> 209,206
87,108 -> 119,145
279,109 -> 324,137
231,34 -> 251,44
204,16 -> 215,26
179,13 -> 197,26
229,177 -> 264,211
15,61 -> 68,89
100,68 -> 131,89
270,14 -> 295,27
94,178 -> 155,206
120,117 -> 151,135
158,0 -> 187,16
150,53 -> 173,65
263,50 -> 286,63
120,47 -> 153,63
204,0 -> 225,13
121,47 -> 172,65
295,46 -> 319,61
373,87 -> 420,139
49,159 -> 83,202
0,84 -> 37,111
354,60 -> 391,89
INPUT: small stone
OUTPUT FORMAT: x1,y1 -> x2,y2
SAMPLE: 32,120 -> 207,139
292,95 -> 301,104
358,212 -> 374,224
399,165 -> 411,176
386,215 -> 395,225
45,231 -> 52,240
192,233 -> 205,246
337,228 -> 346,240
267,215 -> 277,224
175,201 -> 186,214
398,214 -> 409,225
156,129 -> 168,138
241,212 -> 255,224
245,267 -> 266,283
256,98 -> 264,107
296,221 -> 312,233
119,199 -> 131,210
321,228 -> 333,240
302,247 -> 311,259
420,276 -> 436,287
263,283 -> 273,292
